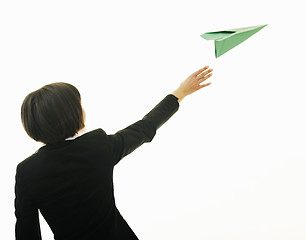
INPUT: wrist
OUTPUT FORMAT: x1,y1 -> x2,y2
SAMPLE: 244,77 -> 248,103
172,89 -> 186,103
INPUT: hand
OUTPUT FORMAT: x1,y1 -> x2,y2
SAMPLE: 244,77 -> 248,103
172,66 -> 213,102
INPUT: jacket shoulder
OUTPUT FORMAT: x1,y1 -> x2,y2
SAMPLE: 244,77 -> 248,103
16,151 -> 40,174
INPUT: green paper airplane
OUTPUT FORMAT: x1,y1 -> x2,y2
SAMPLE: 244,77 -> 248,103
201,24 -> 267,58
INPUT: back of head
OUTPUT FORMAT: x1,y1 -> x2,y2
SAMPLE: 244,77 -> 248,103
21,82 -> 85,145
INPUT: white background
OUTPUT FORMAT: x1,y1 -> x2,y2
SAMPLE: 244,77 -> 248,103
1,0 -> 305,239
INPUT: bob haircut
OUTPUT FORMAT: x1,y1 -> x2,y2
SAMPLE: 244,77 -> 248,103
21,82 -> 85,145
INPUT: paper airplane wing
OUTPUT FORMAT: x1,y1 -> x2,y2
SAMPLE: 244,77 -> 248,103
201,25 -> 267,58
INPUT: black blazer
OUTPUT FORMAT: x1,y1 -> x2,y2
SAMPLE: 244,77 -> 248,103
15,94 -> 179,240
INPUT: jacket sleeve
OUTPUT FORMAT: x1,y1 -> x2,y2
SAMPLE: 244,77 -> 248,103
15,165 -> 42,240
108,94 -> 179,165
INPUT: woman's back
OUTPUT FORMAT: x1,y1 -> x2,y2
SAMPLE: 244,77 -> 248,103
16,128 -> 139,239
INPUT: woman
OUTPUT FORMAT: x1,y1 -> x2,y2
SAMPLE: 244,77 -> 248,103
15,66 -> 213,240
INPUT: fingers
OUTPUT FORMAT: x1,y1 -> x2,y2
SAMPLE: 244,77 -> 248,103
193,66 -> 209,76
198,71 -> 213,83
198,67 -> 213,78
187,65 -> 214,94
198,82 -> 212,89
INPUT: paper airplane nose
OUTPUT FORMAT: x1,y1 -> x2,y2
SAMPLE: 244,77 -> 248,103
201,24 -> 267,58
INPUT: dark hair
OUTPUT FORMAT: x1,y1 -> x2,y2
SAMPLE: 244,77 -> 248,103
21,82 -> 85,145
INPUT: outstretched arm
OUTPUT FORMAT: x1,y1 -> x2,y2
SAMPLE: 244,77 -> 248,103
108,94 -> 179,165
108,66 -> 214,165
